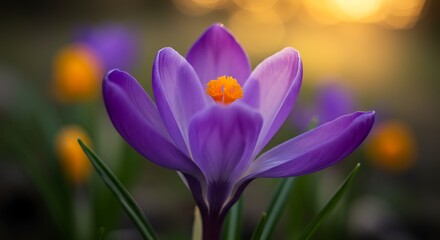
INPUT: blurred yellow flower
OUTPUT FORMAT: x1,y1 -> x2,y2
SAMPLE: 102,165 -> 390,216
52,44 -> 103,102
365,120 -> 416,172
55,125 -> 92,185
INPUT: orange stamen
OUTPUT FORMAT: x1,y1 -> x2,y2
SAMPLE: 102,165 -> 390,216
206,76 -> 243,105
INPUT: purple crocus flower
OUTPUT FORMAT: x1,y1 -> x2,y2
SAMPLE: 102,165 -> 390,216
316,83 -> 355,123
292,82 -> 356,130
102,24 -> 375,239
75,24 -> 139,70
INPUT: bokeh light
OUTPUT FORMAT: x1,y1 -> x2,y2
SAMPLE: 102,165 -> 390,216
172,0 -> 427,29
172,0 -> 230,16
334,0 -> 384,21
272,0 -> 301,22
383,0 -> 426,29
302,0 -> 343,25
233,0 -> 278,12
228,9 -> 285,55
302,0 -> 426,28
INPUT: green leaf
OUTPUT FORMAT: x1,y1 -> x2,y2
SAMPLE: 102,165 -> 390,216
260,177 -> 296,240
296,163 -> 361,240
250,212 -> 267,240
93,142 -> 142,234
78,139 -> 157,240
223,198 -> 243,240
285,175 -> 317,237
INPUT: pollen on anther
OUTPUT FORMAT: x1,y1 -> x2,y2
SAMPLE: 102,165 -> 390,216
206,76 -> 243,105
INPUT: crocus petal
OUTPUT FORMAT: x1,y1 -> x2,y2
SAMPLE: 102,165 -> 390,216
247,111 -> 375,178
188,103 -> 262,215
152,47 -> 209,154
243,47 -> 303,155
188,103 -> 263,183
186,24 -> 251,86
103,69 -> 199,174
181,173 -> 208,213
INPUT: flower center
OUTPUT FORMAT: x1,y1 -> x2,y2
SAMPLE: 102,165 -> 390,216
206,76 -> 243,105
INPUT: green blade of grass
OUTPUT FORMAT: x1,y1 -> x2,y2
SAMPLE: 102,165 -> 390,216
250,212 -> 267,240
260,177 -> 296,240
93,142 -> 142,235
223,198 -> 243,240
78,139 -> 157,240
297,163 -> 361,240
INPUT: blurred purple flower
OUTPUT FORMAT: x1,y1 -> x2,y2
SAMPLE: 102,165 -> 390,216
317,83 -> 355,123
75,24 -> 139,70
292,83 -> 356,130
102,24 -> 375,239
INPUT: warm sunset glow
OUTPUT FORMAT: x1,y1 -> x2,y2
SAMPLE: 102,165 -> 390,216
302,0 -> 342,25
272,0 -> 301,22
172,0 -> 426,29
334,0 -> 383,20
228,9 -> 285,55
171,0 -> 229,16
383,0 -> 426,29
233,0 -> 278,12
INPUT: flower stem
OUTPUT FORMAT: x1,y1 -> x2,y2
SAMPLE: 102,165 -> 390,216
201,213 -> 224,240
